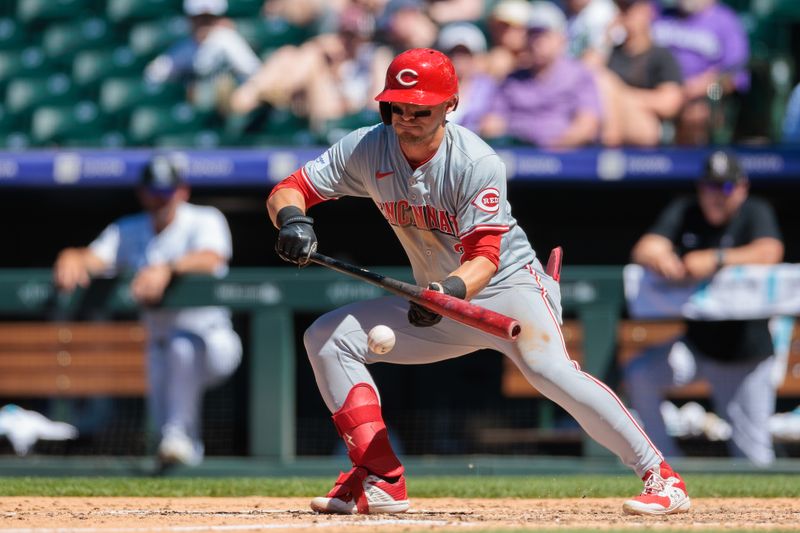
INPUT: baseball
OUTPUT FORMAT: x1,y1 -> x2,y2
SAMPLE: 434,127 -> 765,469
367,325 -> 396,354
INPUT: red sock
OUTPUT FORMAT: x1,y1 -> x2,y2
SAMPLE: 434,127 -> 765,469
331,383 -> 404,479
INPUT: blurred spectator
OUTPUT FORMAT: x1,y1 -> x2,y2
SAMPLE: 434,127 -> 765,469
565,0 -> 618,67
627,150 -> 784,466
652,0 -> 750,145
378,0 -> 439,52
427,0 -> 485,25
782,82 -> 800,143
480,1 -> 602,148
437,22 -> 496,133
595,0 -> 683,146
485,0 -> 533,79
144,0 -> 260,115
261,0 -> 343,33
53,155 -> 242,467
231,5 -> 392,132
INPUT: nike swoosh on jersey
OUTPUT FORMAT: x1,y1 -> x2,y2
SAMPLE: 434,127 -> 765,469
375,170 -> 394,179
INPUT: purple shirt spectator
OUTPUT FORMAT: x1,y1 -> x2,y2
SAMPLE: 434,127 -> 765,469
451,74 -> 497,133
652,3 -> 750,92
488,57 -> 602,146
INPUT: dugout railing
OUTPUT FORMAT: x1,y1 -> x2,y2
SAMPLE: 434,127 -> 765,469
0,266 -> 624,462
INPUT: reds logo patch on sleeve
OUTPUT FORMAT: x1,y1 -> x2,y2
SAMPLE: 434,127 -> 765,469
472,188 -> 501,213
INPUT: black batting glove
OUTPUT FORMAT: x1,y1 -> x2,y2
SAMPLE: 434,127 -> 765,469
275,206 -> 317,267
407,276 -> 467,328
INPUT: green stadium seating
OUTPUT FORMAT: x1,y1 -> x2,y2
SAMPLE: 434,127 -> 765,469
100,78 -> 185,117
154,130 -> 223,148
0,18 -> 26,50
0,131 -> 30,149
17,0 -> 90,24
234,17 -> 311,55
0,104 -> 14,132
31,101 -> 108,146
226,0 -> 262,17
0,48 -> 52,92
5,75 -> 79,119
128,103 -> 208,145
43,18 -> 115,66
319,110 -> 381,144
129,17 -> 191,59
72,47 -> 147,91
108,0 -> 181,23
62,131 -> 128,148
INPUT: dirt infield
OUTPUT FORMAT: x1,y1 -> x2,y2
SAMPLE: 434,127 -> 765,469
0,497 -> 798,531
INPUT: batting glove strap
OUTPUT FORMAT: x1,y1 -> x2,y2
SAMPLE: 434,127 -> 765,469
437,276 -> 467,299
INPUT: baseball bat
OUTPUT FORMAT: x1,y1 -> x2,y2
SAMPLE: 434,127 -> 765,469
309,252 -> 521,341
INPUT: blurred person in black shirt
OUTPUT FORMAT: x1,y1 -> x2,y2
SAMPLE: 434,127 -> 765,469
595,0 -> 683,146
626,150 -> 784,466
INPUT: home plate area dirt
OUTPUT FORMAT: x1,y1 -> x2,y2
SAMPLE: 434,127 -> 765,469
1,497 -> 798,531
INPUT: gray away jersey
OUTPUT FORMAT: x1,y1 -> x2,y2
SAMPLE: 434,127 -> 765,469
301,122 -> 536,286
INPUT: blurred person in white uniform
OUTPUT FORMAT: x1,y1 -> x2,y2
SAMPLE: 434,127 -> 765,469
53,155 -> 242,466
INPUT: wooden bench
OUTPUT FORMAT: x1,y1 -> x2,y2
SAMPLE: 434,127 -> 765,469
0,322 -> 148,397
503,319 -> 800,399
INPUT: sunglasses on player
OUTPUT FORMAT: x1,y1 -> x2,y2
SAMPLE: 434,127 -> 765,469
699,180 -> 737,196
391,105 -> 432,118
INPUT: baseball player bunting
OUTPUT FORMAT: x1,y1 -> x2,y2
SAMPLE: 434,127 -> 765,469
266,48 -> 690,517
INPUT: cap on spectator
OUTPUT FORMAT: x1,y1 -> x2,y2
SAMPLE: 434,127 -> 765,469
437,22 -> 488,54
527,1 -> 567,33
184,0 -> 227,17
140,155 -> 186,193
378,0 -> 424,26
702,150 -> 747,184
491,0 -> 532,27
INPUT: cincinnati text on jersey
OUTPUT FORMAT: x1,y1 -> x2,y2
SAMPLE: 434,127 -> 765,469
376,200 -> 459,236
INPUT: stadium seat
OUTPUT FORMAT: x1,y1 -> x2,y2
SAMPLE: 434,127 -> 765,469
31,102 -> 108,146
234,17 -> 311,55
43,18 -> 115,66
5,75 -> 79,120
223,105 -> 313,146
72,47 -> 147,92
17,0 -> 90,24
0,104 -> 14,132
108,0 -> 182,24
0,18 -> 25,50
129,17 -> 191,59
0,131 -> 30,149
0,48 -> 52,92
100,78 -> 185,118
319,110 -> 382,144
226,0 -> 262,17
128,103 -> 207,145
154,130 -> 222,148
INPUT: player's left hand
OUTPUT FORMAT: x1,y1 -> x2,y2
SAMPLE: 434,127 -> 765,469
407,278 -> 467,327
131,264 -> 173,305
682,249 -> 719,279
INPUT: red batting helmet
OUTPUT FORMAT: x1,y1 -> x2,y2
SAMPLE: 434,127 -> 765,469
374,48 -> 459,106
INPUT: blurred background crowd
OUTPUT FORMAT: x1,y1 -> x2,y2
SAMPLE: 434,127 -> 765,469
2,0 -> 800,149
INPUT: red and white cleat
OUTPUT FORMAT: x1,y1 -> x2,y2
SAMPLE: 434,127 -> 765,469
623,462 -> 691,516
310,468 -> 409,515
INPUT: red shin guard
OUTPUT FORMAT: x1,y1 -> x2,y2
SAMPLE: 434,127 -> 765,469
332,383 -> 404,479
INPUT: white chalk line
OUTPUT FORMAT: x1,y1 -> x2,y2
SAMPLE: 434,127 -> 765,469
0,517 -> 480,533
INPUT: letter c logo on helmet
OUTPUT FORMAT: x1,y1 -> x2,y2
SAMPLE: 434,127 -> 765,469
395,68 -> 419,87
375,48 -> 459,106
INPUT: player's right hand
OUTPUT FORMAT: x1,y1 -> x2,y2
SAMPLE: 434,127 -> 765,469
275,207 -> 317,267
53,249 -> 90,292
407,301 -> 442,327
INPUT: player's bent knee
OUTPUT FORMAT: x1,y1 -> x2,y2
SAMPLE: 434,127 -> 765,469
167,335 -> 200,365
